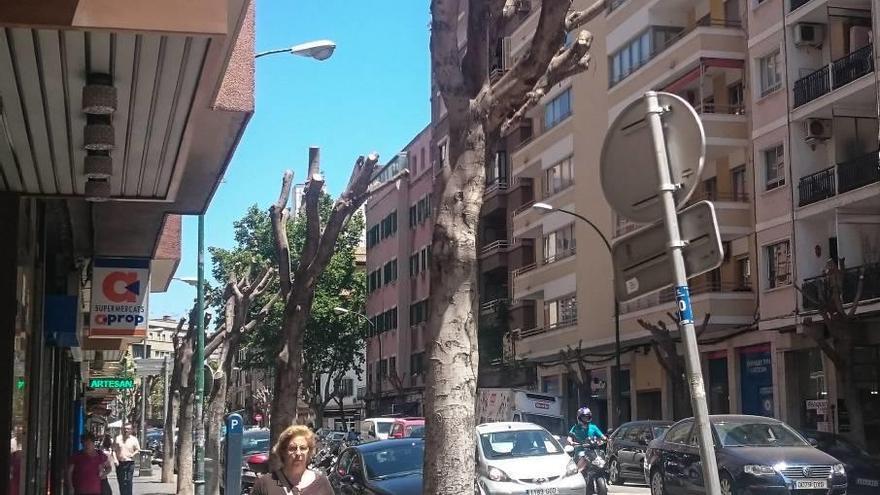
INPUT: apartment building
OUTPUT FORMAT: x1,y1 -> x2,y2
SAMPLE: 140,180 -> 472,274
364,125 -> 433,417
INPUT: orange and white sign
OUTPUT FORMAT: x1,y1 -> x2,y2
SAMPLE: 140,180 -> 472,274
90,258 -> 150,338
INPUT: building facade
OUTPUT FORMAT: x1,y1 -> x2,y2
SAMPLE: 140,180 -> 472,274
364,125 -> 433,417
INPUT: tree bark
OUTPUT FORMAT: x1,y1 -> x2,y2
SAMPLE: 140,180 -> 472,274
176,386 -> 195,495
163,316 -> 185,482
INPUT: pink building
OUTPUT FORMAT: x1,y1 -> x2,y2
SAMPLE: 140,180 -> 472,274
365,125 -> 433,416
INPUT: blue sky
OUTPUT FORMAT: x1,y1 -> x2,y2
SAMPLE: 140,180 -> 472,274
150,0 -> 431,319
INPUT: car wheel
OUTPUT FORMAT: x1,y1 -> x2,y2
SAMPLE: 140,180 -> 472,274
609,458 -> 624,485
650,470 -> 665,495
720,473 -> 737,495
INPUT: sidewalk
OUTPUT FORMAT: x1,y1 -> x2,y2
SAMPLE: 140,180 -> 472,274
108,469 -> 177,495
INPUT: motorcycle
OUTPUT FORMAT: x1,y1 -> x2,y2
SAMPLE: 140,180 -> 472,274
572,437 -> 609,495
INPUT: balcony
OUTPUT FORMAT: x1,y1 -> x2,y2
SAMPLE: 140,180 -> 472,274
796,150 -> 880,208
799,167 -> 836,206
801,263 -> 880,311
794,44 -> 874,108
542,247 -> 576,265
519,317 -> 578,340
479,240 -> 511,274
484,178 -> 509,196
620,280 -> 752,314
480,298 -> 509,316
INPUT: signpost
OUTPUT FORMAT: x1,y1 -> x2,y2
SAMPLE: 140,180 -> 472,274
224,413 -> 244,495
89,377 -> 135,389
89,258 -> 151,339
602,91 -> 722,494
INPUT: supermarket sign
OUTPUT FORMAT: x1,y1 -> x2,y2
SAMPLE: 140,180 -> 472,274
89,377 -> 134,389
89,258 -> 150,338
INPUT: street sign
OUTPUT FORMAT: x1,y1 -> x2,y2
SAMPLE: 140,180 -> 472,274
224,413 -> 244,495
612,201 -> 723,302
89,377 -> 134,389
601,92 -> 705,223
134,358 -> 166,377
89,258 -> 151,339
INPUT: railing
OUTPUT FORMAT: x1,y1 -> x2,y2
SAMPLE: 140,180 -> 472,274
688,190 -> 751,203
513,200 -> 536,216
480,299 -> 509,315
802,264 -> 880,310
543,247 -> 576,265
798,167 -> 836,206
794,44 -> 874,107
790,0 -> 812,11
615,220 -> 642,237
519,317 -> 578,339
484,178 -> 509,195
694,102 -> 746,115
620,280 -> 751,313
480,240 -> 510,256
838,150 -> 880,193
512,263 -> 537,278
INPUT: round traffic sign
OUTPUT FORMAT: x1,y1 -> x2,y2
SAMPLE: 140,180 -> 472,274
600,92 -> 705,224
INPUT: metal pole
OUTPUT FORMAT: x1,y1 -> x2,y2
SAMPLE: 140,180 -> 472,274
644,91 -> 721,494
163,357 -> 169,432
255,47 -> 289,59
194,214 -> 206,495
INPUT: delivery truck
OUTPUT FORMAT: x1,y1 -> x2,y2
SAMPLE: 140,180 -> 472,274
477,388 -> 567,437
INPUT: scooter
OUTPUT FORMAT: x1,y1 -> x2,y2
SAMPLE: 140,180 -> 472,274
572,437 -> 609,495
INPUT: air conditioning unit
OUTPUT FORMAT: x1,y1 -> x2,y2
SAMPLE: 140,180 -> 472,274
804,118 -> 832,142
794,23 -> 824,48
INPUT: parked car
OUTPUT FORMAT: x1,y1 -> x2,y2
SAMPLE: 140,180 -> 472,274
328,438 -> 424,495
607,420 -> 672,485
475,421 -> 586,495
360,417 -> 397,442
799,429 -> 880,495
389,418 -> 425,439
646,415 -> 848,495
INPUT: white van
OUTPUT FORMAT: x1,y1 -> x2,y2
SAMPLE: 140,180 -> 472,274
359,417 -> 396,441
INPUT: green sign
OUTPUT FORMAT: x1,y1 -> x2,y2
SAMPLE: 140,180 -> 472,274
89,378 -> 134,389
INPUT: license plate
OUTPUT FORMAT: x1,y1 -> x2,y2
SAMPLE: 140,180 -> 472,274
794,480 -> 828,490
526,489 -> 558,495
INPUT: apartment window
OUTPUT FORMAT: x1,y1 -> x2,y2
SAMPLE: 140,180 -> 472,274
366,224 -> 380,248
409,205 -> 417,228
543,223 -> 577,264
758,50 -> 782,96
380,211 -> 398,239
544,88 -> 572,130
389,356 -> 397,378
371,307 -> 398,335
766,241 -> 792,289
545,295 -> 577,329
763,144 -> 785,190
409,253 -> 419,277
417,194 -> 432,223
731,166 -> 747,200
410,299 -> 430,325
736,256 -> 752,290
368,269 -> 382,293
437,141 -> 449,169
411,352 -> 425,376
609,27 -> 682,86
543,156 -> 574,197
383,260 -> 398,285
378,359 -> 388,379
728,82 -> 744,114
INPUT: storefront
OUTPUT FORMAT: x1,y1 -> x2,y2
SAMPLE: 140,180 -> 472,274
739,344 -> 774,417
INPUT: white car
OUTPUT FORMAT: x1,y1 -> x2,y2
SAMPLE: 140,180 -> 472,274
476,422 -> 586,495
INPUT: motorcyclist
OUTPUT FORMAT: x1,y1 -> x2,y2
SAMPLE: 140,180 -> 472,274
567,407 -> 606,455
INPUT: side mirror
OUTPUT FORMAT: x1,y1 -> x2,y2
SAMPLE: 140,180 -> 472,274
564,445 -> 575,454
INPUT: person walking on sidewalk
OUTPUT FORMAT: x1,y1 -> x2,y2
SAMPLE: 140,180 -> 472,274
114,423 -> 141,495
100,434 -> 117,495
251,425 -> 333,495
67,432 -> 112,495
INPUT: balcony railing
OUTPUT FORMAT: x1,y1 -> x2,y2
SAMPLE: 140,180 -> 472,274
543,247 -> 576,265
621,280 -> 751,313
790,0 -> 812,12
480,240 -> 510,256
484,178 -> 509,195
794,44 -> 874,107
688,190 -> 751,204
480,298 -> 509,315
694,102 -> 746,115
801,264 -> 880,311
513,200 -> 535,217
518,317 -> 578,339
798,166 -> 836,206
512,262 -> 537,278
838,150 -> 880,193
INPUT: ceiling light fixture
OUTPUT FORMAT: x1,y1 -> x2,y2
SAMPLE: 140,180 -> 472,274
84,114 -> 114,151
82,73 -> 117,114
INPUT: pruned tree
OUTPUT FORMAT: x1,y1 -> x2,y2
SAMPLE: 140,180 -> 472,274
426,1 -> 603,491
203,267 -> 275,495
637,313 -> 711,419
269,147 -> 401,446
797,259 -> 874,447
558,341 -> 595,413
161,316 -> 187,483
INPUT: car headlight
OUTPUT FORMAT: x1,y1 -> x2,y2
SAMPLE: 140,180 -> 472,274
832,464 -> 846,475
488,466 -> 511,482
566,460 -> 580,477
744,464 -> 776,476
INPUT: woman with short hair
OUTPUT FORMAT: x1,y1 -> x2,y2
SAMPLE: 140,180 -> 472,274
250,425 -> 333,495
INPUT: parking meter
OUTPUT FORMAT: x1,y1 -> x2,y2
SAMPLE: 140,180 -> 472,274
224,413 -> 244,494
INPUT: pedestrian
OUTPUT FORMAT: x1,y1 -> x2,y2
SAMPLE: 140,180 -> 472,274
67,432 -> 112,495
100,434 -> 117,495
113,422 -> 141,495
250,424 -> 333,495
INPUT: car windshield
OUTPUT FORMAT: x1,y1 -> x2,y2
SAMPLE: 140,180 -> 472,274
376,422 -> 393,435
407,426 -> 425,438
715,422 -> 808,447
480,429 -> 564,460
363,443 -> 424,480
521,413 -> 566,437
653,426 -> 670,439
241,431 -> 270,454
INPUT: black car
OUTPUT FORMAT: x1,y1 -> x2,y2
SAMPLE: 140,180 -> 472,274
328,438 -> 424,495
607,420 -> 672,485
799,429 -> 880,495
645,415 -> 847,495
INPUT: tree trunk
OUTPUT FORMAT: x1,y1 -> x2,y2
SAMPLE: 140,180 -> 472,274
313,401 -> 326,432
161,388 -> 179,483
270,294 -> 312,446
424,127 -> 486,495
205,330 -> 242,495
176,386 -> 195,495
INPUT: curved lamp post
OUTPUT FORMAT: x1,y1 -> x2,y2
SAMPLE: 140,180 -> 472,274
256,39 -> 337,60
532,202 -> 623,429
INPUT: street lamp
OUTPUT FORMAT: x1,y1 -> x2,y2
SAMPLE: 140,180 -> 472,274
532,202 -> 623,428
334,308 -> 380,416
173,276 -> 198,287
255,39 -> 337,60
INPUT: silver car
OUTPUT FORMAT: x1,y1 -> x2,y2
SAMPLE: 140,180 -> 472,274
476,422 -> 586,495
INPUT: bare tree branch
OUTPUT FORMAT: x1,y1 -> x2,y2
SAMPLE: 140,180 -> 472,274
565,0 -> 607,31
270,171 -> 294,297
431,0 -> 472,131
300,147 -> 324,268
462,0 -> 489,96
243,294 -> 279,333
